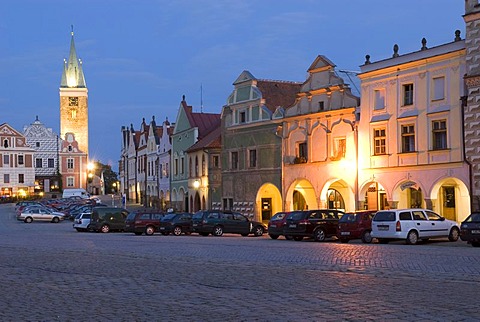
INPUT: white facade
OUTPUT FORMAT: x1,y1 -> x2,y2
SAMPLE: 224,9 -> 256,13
157,119 -> 174,210
357,38 -> 470,222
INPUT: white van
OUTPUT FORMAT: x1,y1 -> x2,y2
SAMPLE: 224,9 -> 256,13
62,188 -> 90,199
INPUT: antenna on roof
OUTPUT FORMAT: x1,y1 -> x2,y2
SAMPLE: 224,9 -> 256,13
200,84 -> 203,113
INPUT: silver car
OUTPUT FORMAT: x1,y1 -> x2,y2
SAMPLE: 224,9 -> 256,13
17,208 -> 65,223
73,212 -> 91,232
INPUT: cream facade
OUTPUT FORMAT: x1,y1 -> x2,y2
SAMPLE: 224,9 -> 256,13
282,56 -> 360,212
357,36 -> 470,222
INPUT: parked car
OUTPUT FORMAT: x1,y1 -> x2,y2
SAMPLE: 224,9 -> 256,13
73,212 -> 91,232
371,208 -> 460,245
460,212 -> 480,247
267,211 -> 301,240
158,212 -> 193,236
192,210 -> 266,237
337,210 -> 377,243
283,209 -> 345,241
125,211 -> 165,235
17,207 -> 65,223
89,207 -> 129,233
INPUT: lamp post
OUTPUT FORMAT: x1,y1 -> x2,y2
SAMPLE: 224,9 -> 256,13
87,162 -> 94,193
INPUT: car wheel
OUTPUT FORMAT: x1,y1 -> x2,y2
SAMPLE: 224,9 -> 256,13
134,232 -> 143,236
52,217 -> 60,223
173,226 -> 182,236
448,227 -> 460,242
339,238 -> 349,243
269,234 -> 279,240
24,217 -> 33,223
213,226 -> 223,237
145,226 -> 155,236
361,230 -> 373,244
472,241 -> 480,247
313,228 -> 326,242
293,236 -> 303,241
253,226 -> 264,237
285,235 -> 293,240
100,224 -> 110,233
406,230 -> 418,245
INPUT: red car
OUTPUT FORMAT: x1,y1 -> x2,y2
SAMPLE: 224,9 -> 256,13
337,210 -> 377,243
267,211 -> 302,240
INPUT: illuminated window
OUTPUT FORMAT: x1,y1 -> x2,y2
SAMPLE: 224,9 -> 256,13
374,128 -> 386,155
432,120 -> 447,150
71,109 -> 77,119
401,124 -> 415,153
333,138 -> 346,159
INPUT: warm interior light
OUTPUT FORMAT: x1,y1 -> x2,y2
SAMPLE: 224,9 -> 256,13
193,180 -> 200,189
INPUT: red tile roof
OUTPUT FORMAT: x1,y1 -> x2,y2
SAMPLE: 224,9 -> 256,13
256,80 -> 301,112
187,125 -> 221,152
182,100 -> 221,138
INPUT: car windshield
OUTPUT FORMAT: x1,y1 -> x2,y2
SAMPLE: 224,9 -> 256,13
339,213 -> 357,223
465,213 -> 480,222
373,211 -> 396,222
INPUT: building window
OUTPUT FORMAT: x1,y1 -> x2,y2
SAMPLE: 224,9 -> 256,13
403,83 -> 414,106
333,138 -> 346,160
432,77 -> 445,101
48,158 -> 54,168
67,158 -> 74,169
181,157 -> 185,175
195,156 -> 199,177
319,101 -> 324,111
3,139 -> 9,148
298,142 -> 307,161
374,128 -> 386,155
202,155 -> 206,176
67,177 -> 74,187
35,158 -> 42,168
165,162 -> 169,177
36,142 -> 40,148
231,151 -> 239,169
18,155 -> 24,165
174,159 -> 178,176
212,155 -> 220,169
374,89 -> 386,110
401,124 -> 415,153
18,174 -> 24,184
3,154 -> 9,165
189,157 -> 193,177
249,149 -> 257,168
160,164 -> 163,179
223,198 -> 233,211
240,111 -> 246,123
4,174 -> 9,183
432,120 -> 447,150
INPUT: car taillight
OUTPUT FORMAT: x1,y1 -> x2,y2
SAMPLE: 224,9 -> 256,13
396,220 -> 401,231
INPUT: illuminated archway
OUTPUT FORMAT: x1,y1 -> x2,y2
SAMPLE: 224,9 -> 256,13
285,179 -> 317,211
255,183 -> 282,223
430,177 -> 470,222
359,181 -> 388,211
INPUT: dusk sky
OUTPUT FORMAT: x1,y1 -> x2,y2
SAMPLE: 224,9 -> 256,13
1,1 -> 465,171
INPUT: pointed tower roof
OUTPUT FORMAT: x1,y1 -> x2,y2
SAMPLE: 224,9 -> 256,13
60,26 -> 86,88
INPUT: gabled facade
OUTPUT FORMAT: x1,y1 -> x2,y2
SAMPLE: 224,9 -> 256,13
357,33 -> 470,221
59,132 -> 87,191
222,71 -> 301,222
171,96 -> 220,212
145,116 -> 162,207
23,116 -> 61,193
282,56 -> 360,213
157,118 -> 174,210
0,123 -> 36,197
136,119 -> 149,206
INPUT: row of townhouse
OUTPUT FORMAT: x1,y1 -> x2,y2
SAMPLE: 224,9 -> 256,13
119,2 -> 480,224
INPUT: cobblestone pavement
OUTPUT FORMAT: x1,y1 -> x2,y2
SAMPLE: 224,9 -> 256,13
1,202 -> 479,321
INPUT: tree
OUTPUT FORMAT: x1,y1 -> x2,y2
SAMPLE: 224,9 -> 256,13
92,161 -> 119,194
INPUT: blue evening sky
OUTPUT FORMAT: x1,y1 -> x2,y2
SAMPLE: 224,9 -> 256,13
0,1 -> 465,171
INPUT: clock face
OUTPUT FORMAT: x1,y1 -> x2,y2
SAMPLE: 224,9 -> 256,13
68,97 -> 79,106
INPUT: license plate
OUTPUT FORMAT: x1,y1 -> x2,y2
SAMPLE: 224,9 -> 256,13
289,224 -> 296,228
193,224 -> 198,227
340,232 -> 350,236
472,230 -> 480,234
270,224 -> 276,228
378,226 -> 389,231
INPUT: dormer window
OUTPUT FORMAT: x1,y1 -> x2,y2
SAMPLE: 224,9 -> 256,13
240,111 -> 246,123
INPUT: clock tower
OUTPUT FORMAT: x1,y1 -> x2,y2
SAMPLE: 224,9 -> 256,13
59,28 -> 88,156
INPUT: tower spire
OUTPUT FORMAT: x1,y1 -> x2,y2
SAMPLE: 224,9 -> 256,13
60,26 -> 86,88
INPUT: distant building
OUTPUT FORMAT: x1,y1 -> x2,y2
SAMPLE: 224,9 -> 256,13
59,28 -> 89,189
171,96 -> 220,212
0,123 -> 36,197
23,116 -> 61,194
59,132 -> 88,190
156,118 -> 175,210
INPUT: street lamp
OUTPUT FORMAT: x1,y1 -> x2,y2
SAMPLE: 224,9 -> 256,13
87,162 -> 94,193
